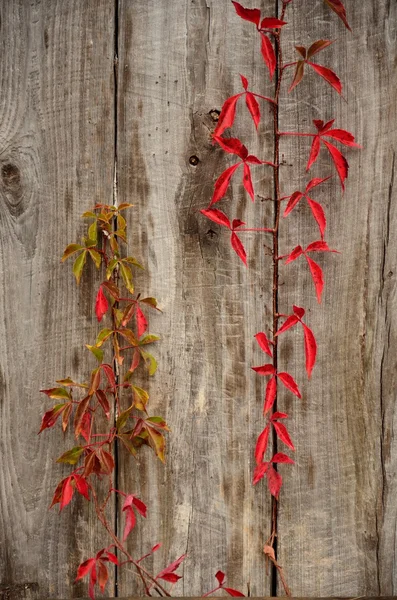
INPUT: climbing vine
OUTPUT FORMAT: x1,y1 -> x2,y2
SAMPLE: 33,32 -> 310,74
39,0 -> 358,597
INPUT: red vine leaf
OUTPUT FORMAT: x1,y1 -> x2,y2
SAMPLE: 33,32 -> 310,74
225,588 -> 245,597
305,255 -> 324,302
264,375 -> 277,414
273,421 -> 295,451
255,332 -> 273,357
322,140 -> 349,189
303,323 -> 317,379
272,452 -> 294,464
216,571 -> 226,585
275,314 -> 299,335
289,60 -> 305,92
266,465 -> 282,498
260,33 -> 276,80
95,286 -> 109,322
243,162 -> 254,201
324,0 -> 351,31
209,164 -> 241,205
260,17 -> 287,29
232,1 -> 261,27
214,94 -> 242,137
156,554 -> 186,583
252,364 -> 275,376
231,231 -> 247,265
307,39 -> 335,58
307,198 -> 327,239
307,135 -> 321,171
307,62 -> 342,94
253,462 -> 268,485
255,424 -> 270,464
246,92 -> 261,129
277,372 -> 302,399
201,208 -> 231,228
214,135 -> 248,159
136,305 -> 148,337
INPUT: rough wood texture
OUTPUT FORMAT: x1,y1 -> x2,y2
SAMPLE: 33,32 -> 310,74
0,0 -> 396,598
116,0 -> 274,596
0,1 -> 115,598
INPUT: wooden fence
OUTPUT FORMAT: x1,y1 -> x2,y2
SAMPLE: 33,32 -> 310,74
0,0 -> 396,598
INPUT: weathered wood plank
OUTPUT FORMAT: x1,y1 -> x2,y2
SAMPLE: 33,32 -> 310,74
116,0 -> 275,595
277,0 -> 397,596
0,1 -> 115,598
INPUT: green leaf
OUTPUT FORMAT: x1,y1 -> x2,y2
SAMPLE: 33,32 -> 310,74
118,203 -> 134,211
132,386 -> 149,411
140,297 -> 161,311
40,387 -> 71,400
88,248 -> 101,269
147,416 -> 170,431
106,258 -> 118,280
86,344 -> 104,362
139,350 -> 158,376
118,434 -> 138,457
57,446 -> 85,465
56,378 -> 88,388
146,426 -> 165,462
123,257 -> 144,269
72,250 -> 87,285
139,334 -> 160,346
81,211 -> 97,218
119,262 -> 134,293
102,280 -> 120,300
95,328 -> 113,347
116,405 -> 134,432
119,328 -> 138,346
61,244 -> 83,262
87,221 -> 98,243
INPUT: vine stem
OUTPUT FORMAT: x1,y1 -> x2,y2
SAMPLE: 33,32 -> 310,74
269,1 -> 291,597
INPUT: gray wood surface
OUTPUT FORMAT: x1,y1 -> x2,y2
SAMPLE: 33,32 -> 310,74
0,0 -> 396,598
0,1 -> 115,598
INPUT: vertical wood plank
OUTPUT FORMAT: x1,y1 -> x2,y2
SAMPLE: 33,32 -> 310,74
117,0 -> 276,595
0,1 -> 115,598
277,0 -> 397,596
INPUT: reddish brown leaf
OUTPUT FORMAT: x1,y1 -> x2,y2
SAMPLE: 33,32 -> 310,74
214,94 -> 242,137
307,39 -> 334,58
260,33 -> 276,80
39,404 -> 66,433
289,60 -> 305,92
255,332 -> 272,357
156,554 -> 186,583
308,62 -> 342,94
323,128 -> 361,147
273,421 -> 295,451
232,1 -> 261,27
122,505 -> 136,541
324,0 -> 351,31
210,164 -> 241,205
97,561 -> 108,593
74,396 -> 91,439
231,231 -> 247,266
74,475 -> 90,501
96,389 -> 110,419
76,558 -> 96,582
255,424 -> 270,464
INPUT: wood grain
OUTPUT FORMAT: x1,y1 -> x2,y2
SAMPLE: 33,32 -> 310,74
277,0 -> 397,596
1,0 -> 396,598
0,1 -> 115,598
116,0 -> 275,595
